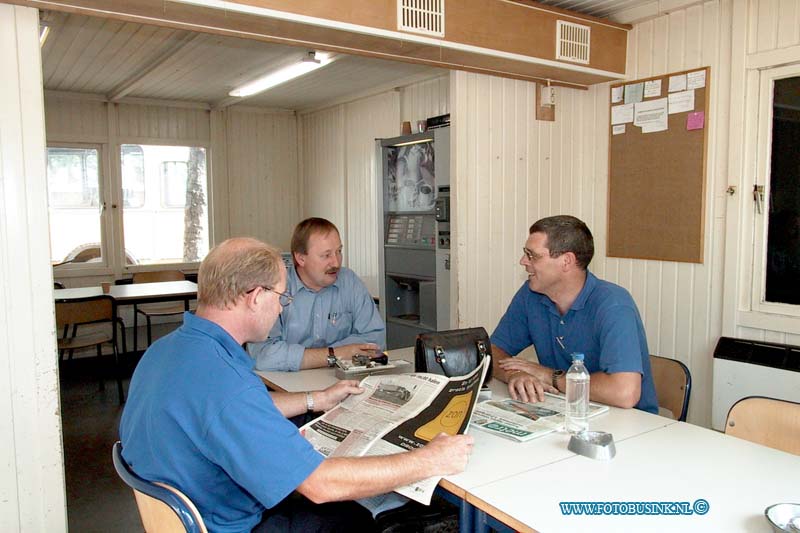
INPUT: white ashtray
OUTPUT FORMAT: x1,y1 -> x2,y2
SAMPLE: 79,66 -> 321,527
765,503 -> 800,532
567,431 -> 616,461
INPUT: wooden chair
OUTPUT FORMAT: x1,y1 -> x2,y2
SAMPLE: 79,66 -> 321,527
112,441 -> 207,533
132,271 -> 194,353
55,295 -> 125,404
724,396 -> 800,455
649,355 -> 691,421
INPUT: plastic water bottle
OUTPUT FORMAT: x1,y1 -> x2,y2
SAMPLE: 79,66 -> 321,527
565,353 -> 590,435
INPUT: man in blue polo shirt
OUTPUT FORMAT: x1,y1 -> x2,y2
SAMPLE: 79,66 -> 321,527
120,237 -> 473,532
248,217 -> 385,371
491,215 -> 658,414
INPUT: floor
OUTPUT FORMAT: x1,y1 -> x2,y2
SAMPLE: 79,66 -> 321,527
60,355 -> 142,532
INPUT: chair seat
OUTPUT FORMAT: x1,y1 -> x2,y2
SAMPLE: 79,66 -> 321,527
58,331 -> 114,351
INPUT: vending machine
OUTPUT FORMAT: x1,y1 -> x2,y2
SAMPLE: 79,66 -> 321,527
378,126 -> 452,349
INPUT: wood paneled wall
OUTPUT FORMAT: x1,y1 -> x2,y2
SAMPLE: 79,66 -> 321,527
451,1 -> 733,427
224,107 -> 299,249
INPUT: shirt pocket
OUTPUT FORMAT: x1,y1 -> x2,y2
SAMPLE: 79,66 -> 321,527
326,311 -> 353,341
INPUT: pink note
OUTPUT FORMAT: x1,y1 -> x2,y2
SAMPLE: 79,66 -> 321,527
687,111 -> 705,131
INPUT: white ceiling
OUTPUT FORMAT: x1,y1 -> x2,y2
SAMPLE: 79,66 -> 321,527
40,10 -> 445,111
39,2 -> 667,111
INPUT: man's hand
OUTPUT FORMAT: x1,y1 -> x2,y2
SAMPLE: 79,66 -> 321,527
507,372 -> 556,403
334,343 -> 381,359
316,380 -> 363,411
498,358 -> 552,383
417,433 -> 474,476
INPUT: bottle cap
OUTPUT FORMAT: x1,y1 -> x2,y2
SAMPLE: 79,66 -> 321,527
572,352 -> 585,361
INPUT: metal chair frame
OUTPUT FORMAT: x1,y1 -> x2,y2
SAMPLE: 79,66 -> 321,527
112,441 -> 207,533
649,354 -> 692,421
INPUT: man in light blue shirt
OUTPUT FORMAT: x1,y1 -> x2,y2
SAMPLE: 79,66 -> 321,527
248,218 -> 386,371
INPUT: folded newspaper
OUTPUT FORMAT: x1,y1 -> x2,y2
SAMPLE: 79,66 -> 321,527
471,394 -> 609,442
300,357 -> 490,505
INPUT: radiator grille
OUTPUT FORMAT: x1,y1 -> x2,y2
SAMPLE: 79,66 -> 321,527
556,20 -> 591,64
398,0 -> 445,38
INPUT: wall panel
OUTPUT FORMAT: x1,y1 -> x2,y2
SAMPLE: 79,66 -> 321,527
225,108 -> 299,250
400,75 -> 449,124
116,103 -> 210,143
452,1 -> 728,426
299,106 -> 346,230
44,96 -> 108,142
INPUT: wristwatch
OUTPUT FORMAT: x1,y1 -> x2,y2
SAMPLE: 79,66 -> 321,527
552,369 -> 565,389
327,347 -> 337,367
305,392 -> 315,412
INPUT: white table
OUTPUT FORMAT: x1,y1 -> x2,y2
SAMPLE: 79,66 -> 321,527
254,347 -> 682,532
54,280 -> 197,305
468,421 -> 800,532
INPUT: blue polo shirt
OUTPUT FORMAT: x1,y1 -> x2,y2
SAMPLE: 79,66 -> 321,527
248,266 -> 385,371
491,272 -> 658,414
119,312 -> 324,533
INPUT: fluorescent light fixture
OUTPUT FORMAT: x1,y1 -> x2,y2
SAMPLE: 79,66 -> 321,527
229,51 -> 334,97
39,23 -> 50,46
392,138 -> 433,147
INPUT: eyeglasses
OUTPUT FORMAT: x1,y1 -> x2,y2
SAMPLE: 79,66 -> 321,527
522,247 -> 546,261
247,286 -> 293,307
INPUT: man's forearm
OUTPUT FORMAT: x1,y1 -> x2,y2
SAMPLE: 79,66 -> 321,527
580,371 -> 641,408
301,347 -> 331,370
298,450 -> 434,503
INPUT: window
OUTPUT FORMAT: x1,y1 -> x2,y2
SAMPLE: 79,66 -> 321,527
120,144 -> 209,266
47,146 -> 104,264
750,64 -> 800,319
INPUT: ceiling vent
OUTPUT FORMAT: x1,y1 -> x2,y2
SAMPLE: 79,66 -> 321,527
556,20 -> 591,64
398,0 -> 445,38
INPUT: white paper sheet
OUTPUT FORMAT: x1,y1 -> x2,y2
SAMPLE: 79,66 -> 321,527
668,90 -> 695,114
624,83 -> 644,104
611,86 -> 623,103
612,124 -> 626,135
668,74 -> 687,92
634,98 -> 668,133
644,79 -> 662,98
687,70 -> 706,89
611,103 -> 634,125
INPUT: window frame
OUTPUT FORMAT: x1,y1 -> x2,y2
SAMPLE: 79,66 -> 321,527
47,141 -> 113,277
750,63 -> 800,319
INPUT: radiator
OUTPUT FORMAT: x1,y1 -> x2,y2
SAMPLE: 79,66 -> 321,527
712,337 -> 800,431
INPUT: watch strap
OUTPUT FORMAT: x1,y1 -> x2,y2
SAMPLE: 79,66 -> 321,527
305,392 -> 315,412
552,369 -> 565,389
327,346 -> 336,367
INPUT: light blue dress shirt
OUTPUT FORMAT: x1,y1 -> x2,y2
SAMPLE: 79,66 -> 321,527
247,266 -> 386,371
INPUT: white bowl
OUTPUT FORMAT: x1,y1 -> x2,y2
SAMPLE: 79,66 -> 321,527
765,503 -> 800,533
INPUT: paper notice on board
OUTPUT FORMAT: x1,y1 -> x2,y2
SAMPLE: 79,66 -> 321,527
611,86 -> 623,103
668,74 -> 687,92
668,90 -> 695,114
644,79 -> 662,98
611,103 -> 634,125
634,98 -> 668,133
624,83 -> 644,104
687,70 -> 706,89
612,124 -> 626,135
687,111 -> 705,130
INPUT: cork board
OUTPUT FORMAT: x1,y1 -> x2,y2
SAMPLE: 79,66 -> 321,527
607,67 -> 710,263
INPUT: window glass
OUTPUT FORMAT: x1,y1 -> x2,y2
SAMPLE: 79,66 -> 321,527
120,144 -> 209,265
47,146 -> 103,264
121,145 -> 145,208
764,76 -> 800,305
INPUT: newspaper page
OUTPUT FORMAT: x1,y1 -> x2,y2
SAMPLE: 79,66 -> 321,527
471,393 -> 609,442
300,357 -> 490,504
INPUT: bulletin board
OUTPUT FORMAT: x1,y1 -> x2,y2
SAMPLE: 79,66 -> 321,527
607,67 -> 710,263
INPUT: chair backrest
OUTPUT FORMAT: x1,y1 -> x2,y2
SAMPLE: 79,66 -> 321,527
112,441 -> 207,533
133,271 -> 186,284
649,355 -> 691,421
55,295 -> 115,328
724,396 -> 800,455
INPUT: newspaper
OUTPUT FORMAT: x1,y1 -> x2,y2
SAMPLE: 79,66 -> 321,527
300,357 -> 490,505
471,393 -> 609,442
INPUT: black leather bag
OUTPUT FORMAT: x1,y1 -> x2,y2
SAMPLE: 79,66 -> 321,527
414,327 -> 492,385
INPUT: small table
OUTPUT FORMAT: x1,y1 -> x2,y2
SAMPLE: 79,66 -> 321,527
54,280 -> 198,306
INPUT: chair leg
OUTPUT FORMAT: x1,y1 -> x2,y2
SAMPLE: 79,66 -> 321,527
146,315 -> 153,348
133,306 -> 139,354
69,324 -> 78,360
112,343 -> 124,405
96,343 -> 105,392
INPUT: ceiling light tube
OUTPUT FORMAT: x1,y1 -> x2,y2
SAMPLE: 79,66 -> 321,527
229,51 -> 333,97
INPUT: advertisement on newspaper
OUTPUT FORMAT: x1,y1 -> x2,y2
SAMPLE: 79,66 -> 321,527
300,358 -> 490,504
